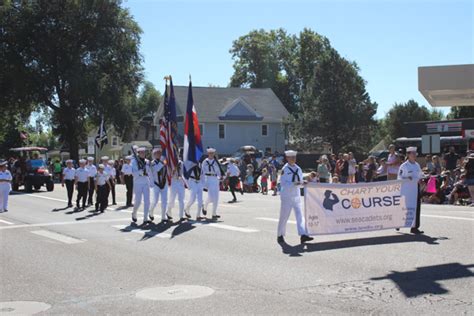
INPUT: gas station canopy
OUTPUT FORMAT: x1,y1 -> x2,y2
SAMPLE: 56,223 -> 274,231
418,64 -> 474,107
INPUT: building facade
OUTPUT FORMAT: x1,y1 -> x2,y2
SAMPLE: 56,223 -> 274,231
154,86 -> 290,155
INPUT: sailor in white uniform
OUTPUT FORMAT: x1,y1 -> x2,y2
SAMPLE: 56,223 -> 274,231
107,160 -> 117,205
74,159 -> 89,209
62,159 -> 76,207
121,156 -> 134,207
277,150 -> 313,244
86,157 -> 97,206
167,159 -> 188,221
184,162 -> 204,220
149,147 -> 169,223
398,146 -> 424,234
131,147 -> 151,224
0,160 -> 12,213
94,164 -> 111,213
201,148 -> 223,220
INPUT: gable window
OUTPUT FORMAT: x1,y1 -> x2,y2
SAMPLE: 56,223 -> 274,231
112,136 -> 119,147
261,124 -> 268,136
218,124 -> 225,139
198,124 -> 204,136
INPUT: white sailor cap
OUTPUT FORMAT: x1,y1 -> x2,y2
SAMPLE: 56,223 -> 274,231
152,147 -> 162,154
66,159 -> 73,163
207,147 -> 216,153
0,160 -> 7,166
107,160 -> 114,165
101,156 -> 109,160
137,147 -> 146,152
285,150 -> 297,157
79,159 -> 86,164
98,164 -> 105,169
406,147 -> 417,153
87,157 -> 94,161
125,155 -> 133,160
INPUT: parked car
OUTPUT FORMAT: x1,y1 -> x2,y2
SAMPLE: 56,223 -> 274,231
10,147 -> 54,192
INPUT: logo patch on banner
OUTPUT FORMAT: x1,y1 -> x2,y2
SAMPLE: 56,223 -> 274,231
304,180 -> 416,235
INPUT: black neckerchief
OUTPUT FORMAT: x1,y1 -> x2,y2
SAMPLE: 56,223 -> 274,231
287,165 -> 300,182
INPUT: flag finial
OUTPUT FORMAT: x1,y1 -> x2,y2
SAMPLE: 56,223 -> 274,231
189,74 -> 192,82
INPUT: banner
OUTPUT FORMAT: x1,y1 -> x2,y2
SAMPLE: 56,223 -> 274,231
304,180 -> 417,235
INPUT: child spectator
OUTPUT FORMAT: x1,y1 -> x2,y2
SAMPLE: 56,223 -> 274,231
261,168 -> 269,195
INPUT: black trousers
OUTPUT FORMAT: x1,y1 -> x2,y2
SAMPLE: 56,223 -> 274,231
229,176 -> 239,200
65,180 -> 74,205
88,177 -> 95,205
95,185 -> 109,212
110,180 -> 116,204
414,185 -> 421,229
76,181 -> 88,207
124,175 -> 133,206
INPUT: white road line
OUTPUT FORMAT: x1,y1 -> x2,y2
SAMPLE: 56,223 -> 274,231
196,222 -> 259,233
0,219 -> 14,225
111,225 -> 171,238
0,218 -> 131,231
24,194 -> 126,206
31,230 -> 85,244
421,214 -> 474,221
256,217 -> 296,224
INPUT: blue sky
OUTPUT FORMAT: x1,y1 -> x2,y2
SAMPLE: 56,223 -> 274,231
124,0 -> 473,118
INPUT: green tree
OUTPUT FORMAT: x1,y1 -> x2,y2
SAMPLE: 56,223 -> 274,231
133,81 -> 162,119
447,106 -> 474,119
229,28 -> 332,113
0,0 -> 143,160
382,100 -> 442,140
293,49 -> 378,153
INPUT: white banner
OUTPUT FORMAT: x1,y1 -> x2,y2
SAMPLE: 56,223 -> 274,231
87,137 -> 95,154
304,180 -> 417,235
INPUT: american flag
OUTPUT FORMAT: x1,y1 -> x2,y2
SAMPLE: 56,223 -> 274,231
160,77 -> 179,184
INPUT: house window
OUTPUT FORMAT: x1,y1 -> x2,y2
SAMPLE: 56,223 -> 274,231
112,136 -> 119,147
261,124 -> 268,136
265,147 -> 272,154
198,124 -> 204,136
218,124 -> 225,139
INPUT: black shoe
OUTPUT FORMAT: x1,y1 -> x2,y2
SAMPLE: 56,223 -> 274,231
185,212 -> 191,219
211,215 -> 219,221
100,210 -> 104,213
300,235 -> 314,243
68,203 -> 73,208
215,214 -> 221,218
277,236 -> 285,243
410,228 -> 424,235
160,219 -> 168,224
3,210 -> 7,212
395,228 -> 400,231
113,202 -> 117,205
166,212 -> 173,220
132,217 -> 137,223
202,208 -> 207,216
196,216 -> 204,221
240,190 -> 244,195
179,217 -> 187,222
149,216 -> 154,222
82,205 -> 86,209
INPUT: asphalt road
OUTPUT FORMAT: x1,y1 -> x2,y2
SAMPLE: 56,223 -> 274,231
0,184 -> 473,315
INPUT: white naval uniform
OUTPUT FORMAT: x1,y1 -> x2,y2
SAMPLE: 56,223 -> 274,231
62,167 -> 76,180
167,161 -> 186,219
87,164 -> 97,178
149,159 -> 168,221
0,169 -> 12,212
277,163 -> 306,237
398,160 -> 423,228
131,157 -> 151,222
184,164 -> 204,218
202,158 -> 222,216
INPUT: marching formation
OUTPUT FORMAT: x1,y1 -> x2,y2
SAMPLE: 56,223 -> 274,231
54,146 -> 231,227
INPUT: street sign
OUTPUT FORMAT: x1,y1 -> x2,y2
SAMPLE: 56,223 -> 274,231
421,134 -> 440,154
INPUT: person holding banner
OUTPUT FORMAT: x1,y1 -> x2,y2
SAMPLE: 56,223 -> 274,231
149,147 -> 169,223
398,146 -> 424,234
277,150 -> 313,244
184,162 -> 204,220
167,159 -> 188,222
131,147 -> 151,224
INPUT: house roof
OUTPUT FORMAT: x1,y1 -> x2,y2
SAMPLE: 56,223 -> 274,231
154,86 -> 289,124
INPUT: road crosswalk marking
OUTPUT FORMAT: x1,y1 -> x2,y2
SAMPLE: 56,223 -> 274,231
31,230 -> 85,244
0,219 -> 14,225
111,225 -> 172,238
256,217 -> 296,224
0,218 -> 131,231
